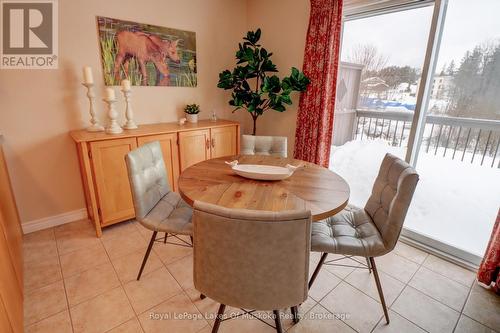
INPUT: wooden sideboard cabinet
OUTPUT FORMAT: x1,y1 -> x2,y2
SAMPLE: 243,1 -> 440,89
70,120 -> 240,237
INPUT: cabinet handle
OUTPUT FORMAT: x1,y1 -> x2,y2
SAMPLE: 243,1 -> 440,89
211,138 -> 215,148
206,139 -> 210,150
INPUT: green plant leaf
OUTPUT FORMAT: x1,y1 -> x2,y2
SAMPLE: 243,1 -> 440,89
255,28 -> 261,42
217,70 -> 234,89
260,48 -> 268,59
261,59 -> 278,73
262,75 -> 281,93
217,29 -> 310,124
281,94 -> 292,105
243,28 -> 262,46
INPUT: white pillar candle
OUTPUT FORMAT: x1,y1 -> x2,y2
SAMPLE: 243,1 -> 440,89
83,66 -> 93,84
105,87 -> 115,100
121,79 -> 131,91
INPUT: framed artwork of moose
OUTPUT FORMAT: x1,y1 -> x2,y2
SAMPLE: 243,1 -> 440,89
96,16 -> 197,87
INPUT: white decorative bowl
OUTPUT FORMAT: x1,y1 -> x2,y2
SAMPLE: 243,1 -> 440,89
225,160 -> 300,181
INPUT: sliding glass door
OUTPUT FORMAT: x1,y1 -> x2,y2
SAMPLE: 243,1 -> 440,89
332,0 -> 500,264
331,5 -> 433,207
407,0 -> 500,257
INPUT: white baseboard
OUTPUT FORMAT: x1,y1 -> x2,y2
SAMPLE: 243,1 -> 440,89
22,208 -> 88,234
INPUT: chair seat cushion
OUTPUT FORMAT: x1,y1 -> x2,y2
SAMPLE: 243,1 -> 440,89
311,205 -> 387,257
139,191 -> 193,235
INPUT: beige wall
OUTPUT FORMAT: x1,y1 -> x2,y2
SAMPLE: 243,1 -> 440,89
0,0 -> 311,226
245,0 -> 310,157
0,0 -> 248,224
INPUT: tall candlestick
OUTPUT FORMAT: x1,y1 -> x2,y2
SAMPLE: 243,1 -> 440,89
121,84 -> 138,130
121,79 -> 131,91
105,87 -> 115,100
83,66 -> 93,84
103,94 -> 123,134
82,82 -> 104,132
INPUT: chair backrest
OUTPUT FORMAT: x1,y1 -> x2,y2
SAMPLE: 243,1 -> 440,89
193,201 -> 311,310
125,141 -> 171,220
364,153 -> 419,251
241,135 -> 287,157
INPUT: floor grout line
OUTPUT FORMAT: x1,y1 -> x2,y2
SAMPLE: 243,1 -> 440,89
23,228 -> 68,328
51,221 -> 145,333
132,267 -> 186,317
420,255 -> 476,288
376,256 -> 426,332
53,227 -> 75,333
389,286 -> 434,333
23,228 -> 73,330
346,252 -> 432,333
394,262 -> 430,333
383,254 -> 435,333
309,257 -> 374,333
456,313 -> 499,333
138,232 -> 213,330
452,280 -> 500,333
100,227 -> 147,333
24,226 -> 496,333
451,284 -> 474,333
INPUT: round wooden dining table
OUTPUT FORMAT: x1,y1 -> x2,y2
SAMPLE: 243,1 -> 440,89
178,155 -> 350,221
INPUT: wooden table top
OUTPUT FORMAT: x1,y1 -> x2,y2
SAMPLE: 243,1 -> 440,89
178,155 -> 350,221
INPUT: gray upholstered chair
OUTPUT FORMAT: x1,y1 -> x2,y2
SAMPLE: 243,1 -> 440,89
192,201 -> 311,333
309,153 -> 419,324
241,134 -> 287,157
125,141 -> 193,280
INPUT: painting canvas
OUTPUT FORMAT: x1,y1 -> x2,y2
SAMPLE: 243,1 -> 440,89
96,16 -> 197,87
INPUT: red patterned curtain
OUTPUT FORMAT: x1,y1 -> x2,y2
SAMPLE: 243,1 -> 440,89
294,0 -> 343,167
477,209 -> 500,294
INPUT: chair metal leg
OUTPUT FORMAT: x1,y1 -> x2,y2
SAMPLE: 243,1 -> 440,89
309,252 -> 328,289
366,257 -> 372,273
212,304 -> 226,333
369,257 -> 390,324
291,306 -> 299,324
137,231 -> 157,281
273,310 -> 283,333
164,232 -> 167,243
200,294 -> 206,299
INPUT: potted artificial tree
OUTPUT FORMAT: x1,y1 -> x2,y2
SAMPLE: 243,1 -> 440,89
217,29 -> 310,135
184,104 -> 200,123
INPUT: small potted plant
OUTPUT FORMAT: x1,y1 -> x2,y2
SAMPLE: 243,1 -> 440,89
184,104 -> 200,123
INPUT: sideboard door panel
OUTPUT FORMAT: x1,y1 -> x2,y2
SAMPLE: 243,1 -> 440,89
90,138 -> 137,225
137,134 -> 179,191
210,126 -> 237,159
179,129 -> 210,171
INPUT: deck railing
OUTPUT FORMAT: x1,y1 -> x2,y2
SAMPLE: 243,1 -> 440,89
352,109 -> 500,168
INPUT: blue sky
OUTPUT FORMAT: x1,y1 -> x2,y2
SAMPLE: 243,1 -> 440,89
340,0 -> 500,71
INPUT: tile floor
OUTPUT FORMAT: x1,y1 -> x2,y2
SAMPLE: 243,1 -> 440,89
24,219 -> 500,333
